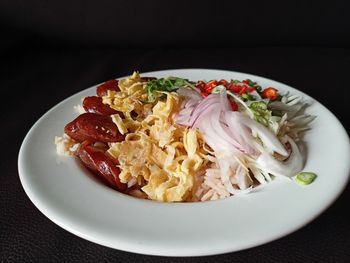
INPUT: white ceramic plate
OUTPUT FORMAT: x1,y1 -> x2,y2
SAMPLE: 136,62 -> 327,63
18,69 -> 350,256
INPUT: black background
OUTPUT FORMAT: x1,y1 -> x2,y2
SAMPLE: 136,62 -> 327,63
1,1 -> 350,262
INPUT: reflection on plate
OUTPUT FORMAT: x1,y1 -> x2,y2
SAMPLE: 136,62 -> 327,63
18,69 -> 350,256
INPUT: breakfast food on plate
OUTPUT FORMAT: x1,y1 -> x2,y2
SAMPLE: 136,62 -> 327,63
55,72 -> 315,202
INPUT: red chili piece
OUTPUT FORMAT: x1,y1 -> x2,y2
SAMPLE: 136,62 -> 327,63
248,87 -> 255,93
229,100 -> 238,111
262,87 -> 279,100
195,81 -> 206,90
195,81 -> 209,97
227,82 -> 242,93
218,79 -> 229,87
239,85 -> 248,95
204,80 -> 218,93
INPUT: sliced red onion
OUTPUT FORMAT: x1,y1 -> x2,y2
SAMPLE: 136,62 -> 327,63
184,99 -> 200,109
177,87 -> 202,102
177,89 -> 303,188
192,92 -> 256,155
175,105 -> 196,126
197,108 -> 245,154
193,103 -> 243,153
219,89 -> 231,111
223,111 -> 260,157
190,95 -> 222,127
176,91 -> 288,157
175,89 -> 303,190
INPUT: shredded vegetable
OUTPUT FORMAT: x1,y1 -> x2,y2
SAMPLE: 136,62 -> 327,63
55,72 -> 316,202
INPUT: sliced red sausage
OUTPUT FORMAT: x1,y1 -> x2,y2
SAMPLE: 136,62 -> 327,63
78,140 -> 127,191
83,96 -> 121,116
64,113 -> 124,143
96,79 -> 120,97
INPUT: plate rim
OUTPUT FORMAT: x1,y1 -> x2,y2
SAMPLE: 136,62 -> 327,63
18,68 -> 350,256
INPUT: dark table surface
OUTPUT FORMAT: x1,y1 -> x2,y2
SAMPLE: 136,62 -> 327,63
1,46 -> 350,262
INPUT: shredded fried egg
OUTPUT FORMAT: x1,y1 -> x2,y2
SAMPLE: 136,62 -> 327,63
103,72 -> 211,202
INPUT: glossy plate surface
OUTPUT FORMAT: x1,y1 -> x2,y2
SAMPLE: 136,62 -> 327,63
18,69 -> 350,256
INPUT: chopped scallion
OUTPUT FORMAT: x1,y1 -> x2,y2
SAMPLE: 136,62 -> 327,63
295,172 -> 317,185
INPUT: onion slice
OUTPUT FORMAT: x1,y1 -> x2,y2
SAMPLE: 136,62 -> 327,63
177,87 -> 202,102
256,135 -> 303,177
175,88 -> 304,194
230,112 -> 289,157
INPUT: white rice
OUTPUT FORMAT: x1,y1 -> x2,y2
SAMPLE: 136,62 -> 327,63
74,104 -> 86,114
54,134 -> 80,156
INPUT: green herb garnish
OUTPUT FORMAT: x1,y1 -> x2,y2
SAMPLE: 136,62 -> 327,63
241,93 -> 254,101
254,85 -> 262,92
249,101 -> 271,126
245,79 -> 262,92
247,79 -> 256,86
295,172 -> 317,185
146,77 -> 190,102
